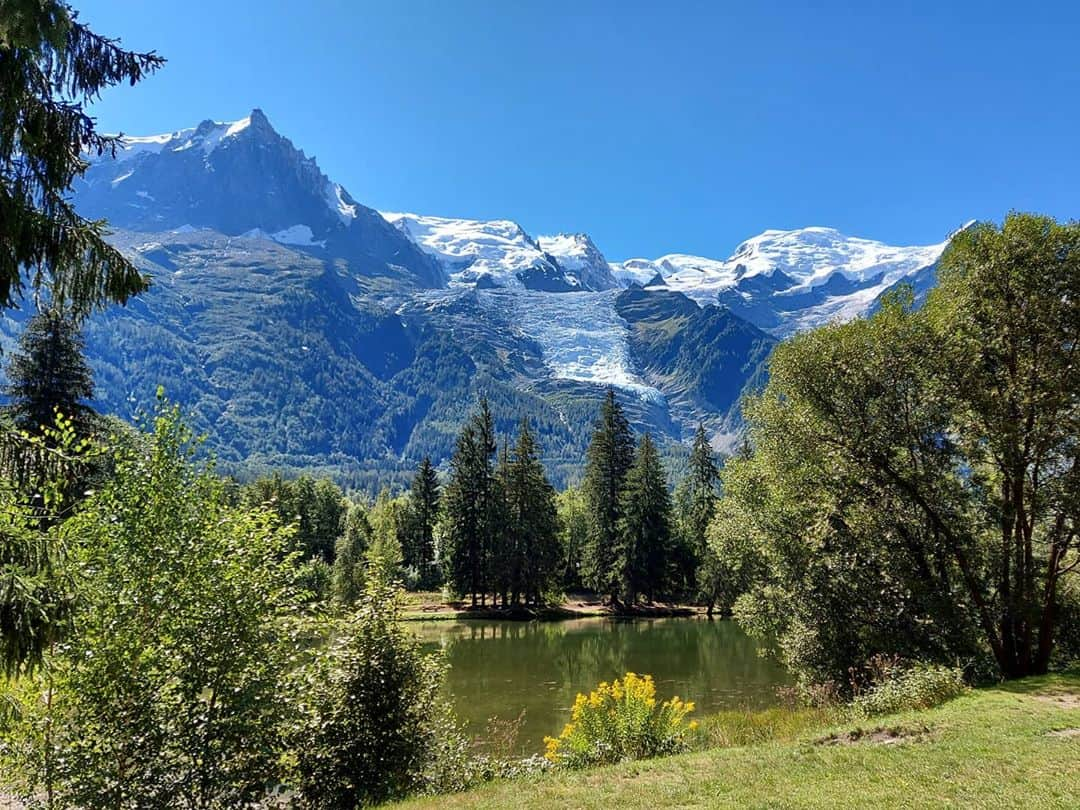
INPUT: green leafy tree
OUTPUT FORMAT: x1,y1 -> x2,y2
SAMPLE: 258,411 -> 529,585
0,0 -> 161,315
331,502 -> 371,607
581,388 -> 635,602
699,454 -> 764,617
4,405 -> 304,808
928,214 -> 1079,675
728,212 -> 1080,683
556,486 -> 588,590
0,413 -> 90,677
3,307 -> 94,437
366,488 -> 407,578
618,433 -> 674,604
293,575 -> 446,808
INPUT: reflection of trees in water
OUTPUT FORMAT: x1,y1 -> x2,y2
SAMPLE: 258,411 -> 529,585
409,618 -> 789,750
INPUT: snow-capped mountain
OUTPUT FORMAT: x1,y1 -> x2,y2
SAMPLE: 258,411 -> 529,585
76,109 -> 443,287
382,213 -> 619,292
39,108 -> 965,479
613,227 -> 951,337
535,233 -> 620,291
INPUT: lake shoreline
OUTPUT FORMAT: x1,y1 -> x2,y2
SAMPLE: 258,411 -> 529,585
402,594 -> 703,622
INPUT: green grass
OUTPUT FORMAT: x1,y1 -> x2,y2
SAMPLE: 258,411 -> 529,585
395,671 -> 1080,809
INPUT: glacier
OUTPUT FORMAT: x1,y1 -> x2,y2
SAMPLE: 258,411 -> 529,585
478,289 -> 666,404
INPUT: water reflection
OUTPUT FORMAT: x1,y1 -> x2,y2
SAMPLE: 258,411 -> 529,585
409,617 -> 790,753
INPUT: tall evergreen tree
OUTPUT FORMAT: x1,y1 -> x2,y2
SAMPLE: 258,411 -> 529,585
4,307 -> 95,437
674,424 -> 721,599
442,399 -> 500,606
1,1 -> 161,315
581,388 -> 635,603
501,418 -> 560,607
619,433 -> 674,605
403,456 -> 440,587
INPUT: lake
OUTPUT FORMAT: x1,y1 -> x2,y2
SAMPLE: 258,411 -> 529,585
410,617 -> 791,753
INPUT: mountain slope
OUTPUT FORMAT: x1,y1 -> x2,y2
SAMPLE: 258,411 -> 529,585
613,226 -> 951,337
77,109 -> 443,288
1,109 -> 964,484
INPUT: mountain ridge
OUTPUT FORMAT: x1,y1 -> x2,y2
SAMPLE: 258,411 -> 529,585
12,108 -> 965,486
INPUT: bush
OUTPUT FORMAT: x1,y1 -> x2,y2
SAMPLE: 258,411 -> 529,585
293,575 -> 447,808
852,660 -> 967,717
1,405 -> 305,809
543,672 -> 697,768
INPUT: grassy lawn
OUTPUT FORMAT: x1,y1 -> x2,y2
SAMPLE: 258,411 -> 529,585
396,671 -> 1080,809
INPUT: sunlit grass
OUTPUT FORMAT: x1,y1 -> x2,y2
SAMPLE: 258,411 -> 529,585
394,670 -> 1080,809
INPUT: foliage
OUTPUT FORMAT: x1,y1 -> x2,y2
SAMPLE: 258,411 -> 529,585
331,501 -> 371,607
495,418 -> 561,606
367,488 -> 407,578
0,0 -> 160,314
851,659 -> 968,718
0,414 -> 90,677
243,472 -> 347,562
3,307 -> 95,437
402,456 -> 441,588
725,212 -> 1080,684
617,433 -> 675,604
2,403 -> 305,808
543,672 -> 697,768
441,399 -> 502,606
581,388 -> 635,602
699,488 -> 763,616
556,485 -> 588,590
292,575 -> 447,808
673,424 -> 720,598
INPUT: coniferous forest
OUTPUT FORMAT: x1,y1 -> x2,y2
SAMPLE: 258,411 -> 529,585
1,2 -> 1078,808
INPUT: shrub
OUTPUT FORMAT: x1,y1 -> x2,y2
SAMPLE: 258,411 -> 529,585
852,660 -> 967,717
1,405 -> 305,809
543,672 -> 697,768
292,575 -> 446,808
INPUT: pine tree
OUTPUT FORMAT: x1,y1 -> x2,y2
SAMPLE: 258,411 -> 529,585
618,433 -> 674,605
581,388 -> 635,603
1,1 -> 162,314
473,398 -> 500,605
502,418 -> 560,607
4,307 -> 95,437
442,399 -> 500,606
403,457 -> 440,587
674,424 -> 720,599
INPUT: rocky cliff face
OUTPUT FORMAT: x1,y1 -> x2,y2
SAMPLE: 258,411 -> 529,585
12,109 -> 960,484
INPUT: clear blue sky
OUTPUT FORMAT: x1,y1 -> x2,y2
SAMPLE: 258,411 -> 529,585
78,0 -> 1080,260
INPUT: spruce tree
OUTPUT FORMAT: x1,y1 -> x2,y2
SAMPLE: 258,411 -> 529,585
1,1 -> 162,314
473,398 -> 500,605
502,418 -> 560,607
4,307 -> 95,436
403,456 -> 440,587
442,399 -> 500,606
581,388 -> 635,603
618,433 -> 674,605
674,423 -> 720,598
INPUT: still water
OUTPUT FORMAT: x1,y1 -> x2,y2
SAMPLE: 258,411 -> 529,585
410,617 -> 790,752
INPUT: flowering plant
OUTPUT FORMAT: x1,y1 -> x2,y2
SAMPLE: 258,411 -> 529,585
544,672 -> 697,767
